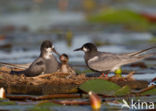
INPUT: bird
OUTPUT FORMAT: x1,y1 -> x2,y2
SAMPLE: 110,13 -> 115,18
12,40 -> 60,77
57,53 -> 76,78
74,43 -> 155,77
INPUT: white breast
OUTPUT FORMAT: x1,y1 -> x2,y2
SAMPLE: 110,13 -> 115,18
88,56 -> 99,62
44,53 -> 51,59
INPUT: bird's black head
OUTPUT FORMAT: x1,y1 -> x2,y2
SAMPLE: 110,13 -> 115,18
41,40 -> 52,50
74,43 -> 97,53
40,40 -> 60,56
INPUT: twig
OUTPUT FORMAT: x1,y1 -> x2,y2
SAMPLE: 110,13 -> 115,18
136,85 -> 155,94
6,94 -> 81,101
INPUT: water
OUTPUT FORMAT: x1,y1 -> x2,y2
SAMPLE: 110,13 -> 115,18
0,11 -> 85,31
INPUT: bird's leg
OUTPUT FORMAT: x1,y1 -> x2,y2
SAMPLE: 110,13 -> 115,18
105,72 -> 109,77
100,73 -> 105,77
114,68 -> 122,77
99,71 -> 109,78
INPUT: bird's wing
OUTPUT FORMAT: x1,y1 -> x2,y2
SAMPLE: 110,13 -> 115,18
117,53 -> 154,66
88,53 -> 121,72
24,57 -> 46,77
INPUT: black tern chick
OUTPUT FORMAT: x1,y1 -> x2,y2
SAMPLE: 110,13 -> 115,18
74,43 -> 155,77
24,40 -> 60,77
57,53 -> 76,78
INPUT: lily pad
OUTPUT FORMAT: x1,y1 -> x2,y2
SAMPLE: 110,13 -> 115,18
29,107 -> 52,111
79,79 -> 121,96
29,102 -> 57,111
37,102 -> 59,107
0,101 -> 16,105
141,88 -> 156,95
114,85 -> 131,96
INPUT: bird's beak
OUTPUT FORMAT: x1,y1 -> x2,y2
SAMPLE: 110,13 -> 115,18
52,48 -> 60,56
74,47 -> 82,51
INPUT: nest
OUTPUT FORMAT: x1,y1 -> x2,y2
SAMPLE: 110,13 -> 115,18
0,66 -> 148,95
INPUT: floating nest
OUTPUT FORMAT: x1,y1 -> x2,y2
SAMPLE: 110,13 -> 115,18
0,66 -> 148,95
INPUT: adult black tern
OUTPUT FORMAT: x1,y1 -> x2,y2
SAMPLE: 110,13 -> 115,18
74,43 -> 155,77
24,40 -> 60,77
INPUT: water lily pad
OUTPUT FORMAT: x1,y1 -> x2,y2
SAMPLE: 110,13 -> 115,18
0,101 -> 16,105
29,102 -> 57,111
114,85 -> 131,96
79,79 -> 121,96
29,107 -> 52,111
141,88 -> 156,95
37,102 -> 59,107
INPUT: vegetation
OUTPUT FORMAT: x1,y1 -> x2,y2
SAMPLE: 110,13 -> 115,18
87,9 -> 151,30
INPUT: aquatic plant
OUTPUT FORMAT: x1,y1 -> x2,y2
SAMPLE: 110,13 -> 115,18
87,9 -> 150,30
80,79 -> 130,96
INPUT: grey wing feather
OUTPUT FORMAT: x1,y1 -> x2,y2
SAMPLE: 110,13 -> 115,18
118,53 -> 154,65
24,58 -> 46,77
125,46 -> 156,57
88,53 -> 121,72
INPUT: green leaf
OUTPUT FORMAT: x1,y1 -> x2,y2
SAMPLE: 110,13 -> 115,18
37,102 -> 59,107
29,102 -> 57,111
0,101 -> 16,106
79,79 -> 121,96
141,88 -> 156,95
114,85 -> 131,96
29,107 -> 51,111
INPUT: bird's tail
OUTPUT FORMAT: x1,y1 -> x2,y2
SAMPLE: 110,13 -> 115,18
135,53 -> 155,60
123,53 -> 155,65
120,47 -> 155,66
128,46 -> 156,57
